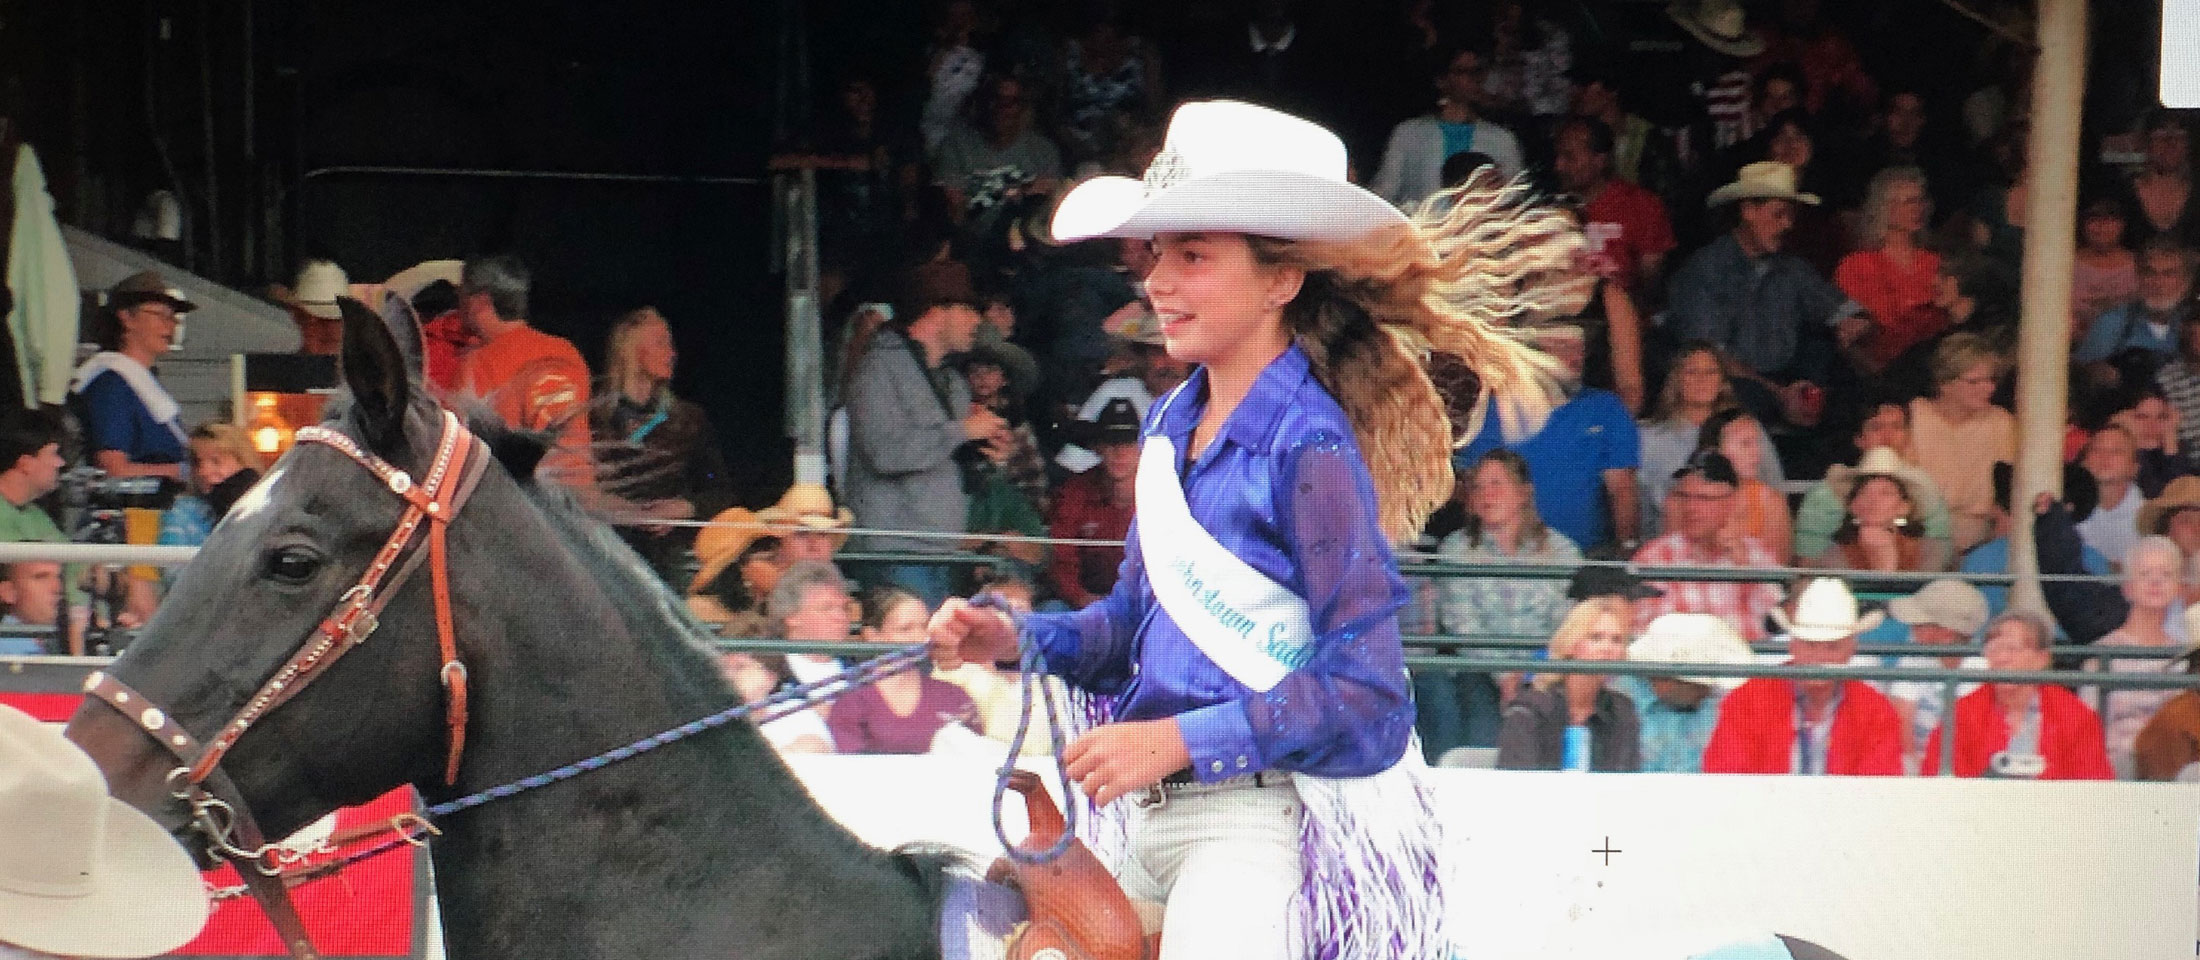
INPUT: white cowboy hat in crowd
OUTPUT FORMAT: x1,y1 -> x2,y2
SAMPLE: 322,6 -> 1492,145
1771,577 -> 1884,643
1822,446 -> 1945,517
0,705 -> 208,958
1630,613 -> 1755,690
1887,579 -> 1990,638
286,260 -> 349,319
1706,161 -> 1821,208
1666,0 -> 1765,58
1050,100 -> 1409,243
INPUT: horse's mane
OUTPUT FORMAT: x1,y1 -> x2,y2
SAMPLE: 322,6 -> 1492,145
466,409 -> 735,697
335,396 -> 736,699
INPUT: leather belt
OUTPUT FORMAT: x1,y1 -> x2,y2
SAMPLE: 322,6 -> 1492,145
1135,769 -> 1290,809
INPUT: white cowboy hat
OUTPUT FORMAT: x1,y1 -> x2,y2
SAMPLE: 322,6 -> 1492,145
0,706 -> 208,958
1666,0 -> 1765,58
1706,161 -> 1821,208
1770,577 -> 1884,643
1050,100 -> 1410,243
287,260 -> 349,319
1630,613 -> 1755,690
1822,446 -> 1945,516
1887,579 -> 1990,638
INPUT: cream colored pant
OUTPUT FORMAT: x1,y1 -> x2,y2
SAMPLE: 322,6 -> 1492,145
1115,781 -> 1306,960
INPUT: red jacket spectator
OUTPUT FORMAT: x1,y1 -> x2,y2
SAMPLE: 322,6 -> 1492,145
1046,467 -> 1134,608
1921,684 -> 2113,780
1581,179 -> 1676,294
1702,677 -> 1904,775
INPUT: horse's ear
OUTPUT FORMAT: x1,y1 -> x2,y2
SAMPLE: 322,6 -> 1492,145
339,296 -> 410,454
376,291 -> 428,384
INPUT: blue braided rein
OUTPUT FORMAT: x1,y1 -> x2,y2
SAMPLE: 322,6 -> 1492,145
423,645 -> 930,819
268,619 -> 1084,893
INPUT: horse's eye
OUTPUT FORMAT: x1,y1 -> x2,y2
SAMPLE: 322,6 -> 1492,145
262,547 -> 322,585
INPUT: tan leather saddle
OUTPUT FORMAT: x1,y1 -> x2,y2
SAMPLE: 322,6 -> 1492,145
986,771 -> 1157,960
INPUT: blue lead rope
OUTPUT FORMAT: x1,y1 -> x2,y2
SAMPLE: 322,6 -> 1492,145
423,644 -> 930,819
258,623 -> 1081,897
988,641 -> 1082,866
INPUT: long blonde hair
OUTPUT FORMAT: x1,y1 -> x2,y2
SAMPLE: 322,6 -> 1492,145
602,307 -> 669,407
1248,173 -> 1590,542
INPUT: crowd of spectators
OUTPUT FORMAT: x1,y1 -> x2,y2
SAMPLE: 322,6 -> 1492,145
0,0 -> 2194,773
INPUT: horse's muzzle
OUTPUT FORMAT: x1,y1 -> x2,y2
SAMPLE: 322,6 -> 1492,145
64,699 -> 220,869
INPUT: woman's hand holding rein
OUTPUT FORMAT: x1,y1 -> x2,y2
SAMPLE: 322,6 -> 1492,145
927,597 -> 1019,669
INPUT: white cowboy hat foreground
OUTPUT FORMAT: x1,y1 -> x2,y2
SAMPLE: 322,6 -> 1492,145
1050,100 -> 1410,243
0,705 -> 208,958
1771,577 -> 1884,643
1706,161 -> 1821,208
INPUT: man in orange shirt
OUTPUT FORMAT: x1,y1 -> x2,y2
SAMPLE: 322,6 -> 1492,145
455,255 -> 593,488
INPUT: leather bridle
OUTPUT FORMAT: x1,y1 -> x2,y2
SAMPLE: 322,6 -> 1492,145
79,408 -> 490,960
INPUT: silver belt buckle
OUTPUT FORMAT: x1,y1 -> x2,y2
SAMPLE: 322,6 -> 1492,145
1134,783 -> 1169,809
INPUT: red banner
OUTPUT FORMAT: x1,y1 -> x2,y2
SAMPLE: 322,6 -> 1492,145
6,693 -> 425,958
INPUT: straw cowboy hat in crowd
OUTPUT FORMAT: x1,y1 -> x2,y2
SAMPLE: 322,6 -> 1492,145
690,507 -> 771,594
1630,613 -> 1755,690
0,705 -> 208,958
1706,161 -> 1821,208
2140,475 -> 2200,535
1772,577 -> 1884,643
759,482 -> 855,548
1050,100 -> 1410,243
1823,446 -> 1945,517
1666,0 -> 1765,58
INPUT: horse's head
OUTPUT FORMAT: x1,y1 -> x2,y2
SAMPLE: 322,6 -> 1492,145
65,291 -> 531,862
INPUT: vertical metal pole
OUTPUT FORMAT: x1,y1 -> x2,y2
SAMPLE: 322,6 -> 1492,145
1939,678 -> 1960,776
786,169 -> 828,487
196,0 -> 223,279
775,0 -> 826,488
240,0 -> 258,278
2009,0 -> 2088,614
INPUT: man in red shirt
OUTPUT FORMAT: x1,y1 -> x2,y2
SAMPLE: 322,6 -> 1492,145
1554,116 -> 1675,296
1703,577 -> 1904,775
1922,611 -> 2113,780
454,255 -> 593,489
1045,397 -> 1138,607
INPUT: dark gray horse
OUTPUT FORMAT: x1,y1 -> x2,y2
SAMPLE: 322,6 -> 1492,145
67,297 -> 963,959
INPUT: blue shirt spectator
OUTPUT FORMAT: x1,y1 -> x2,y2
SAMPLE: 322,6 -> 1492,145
1617,675 -> 1727,773
1960,536 -> 2111,621
2073,301 -> 2190,365
1666,227 -> 1861,381
2075,239 -> 2194,365
71,368 -> 187,467
1457,386 -> 1642,552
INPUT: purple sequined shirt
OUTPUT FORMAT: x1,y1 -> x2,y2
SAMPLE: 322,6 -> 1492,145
1021,345 -> 1415,782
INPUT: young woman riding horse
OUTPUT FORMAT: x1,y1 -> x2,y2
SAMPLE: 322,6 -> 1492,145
929,100 -> 1587,960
